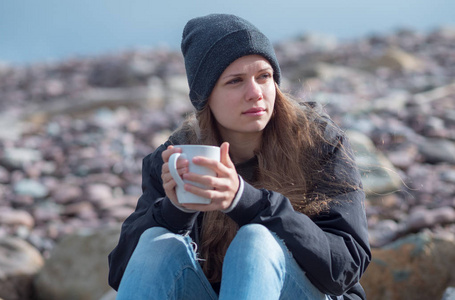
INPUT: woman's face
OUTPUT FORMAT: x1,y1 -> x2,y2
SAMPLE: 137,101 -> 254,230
208,55 -> 276,140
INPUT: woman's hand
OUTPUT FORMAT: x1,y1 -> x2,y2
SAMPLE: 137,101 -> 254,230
161,145 -> 188,207
181,142 -> 240,212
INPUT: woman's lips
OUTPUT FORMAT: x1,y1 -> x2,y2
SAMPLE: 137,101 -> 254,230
243,107 -> 265,116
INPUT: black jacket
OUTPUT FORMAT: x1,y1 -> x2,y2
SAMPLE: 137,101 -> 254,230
108,110 -> 371,299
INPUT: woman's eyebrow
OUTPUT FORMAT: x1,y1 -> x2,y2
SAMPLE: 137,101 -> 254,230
221,68 -> 273,80
221,73 -> 245,80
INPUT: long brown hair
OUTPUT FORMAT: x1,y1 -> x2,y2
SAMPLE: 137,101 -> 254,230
171,85 -> 344,282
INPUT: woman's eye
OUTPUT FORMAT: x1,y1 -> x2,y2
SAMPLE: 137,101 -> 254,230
227,78 -> 241,85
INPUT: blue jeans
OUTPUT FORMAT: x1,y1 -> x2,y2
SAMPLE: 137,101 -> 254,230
116,224 -> 328,300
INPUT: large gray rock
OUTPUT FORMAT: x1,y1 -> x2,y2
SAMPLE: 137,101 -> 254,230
363,47 -> 425,72
346,130 -> 403,197
442,287 -> 455,300
0,236 -> 44,300
0,115 -> 26,142
34,226 -> 121,300
361,232 -> 455,300
98,289 -> 117,300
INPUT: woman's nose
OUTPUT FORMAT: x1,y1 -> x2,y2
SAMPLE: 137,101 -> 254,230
245,80 -> 263,101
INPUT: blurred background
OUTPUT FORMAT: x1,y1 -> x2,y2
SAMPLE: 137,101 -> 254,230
1,0 -> 454,64
1,1 -> 455,300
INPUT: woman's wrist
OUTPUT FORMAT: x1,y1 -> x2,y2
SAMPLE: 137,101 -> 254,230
167,197 -> 199,213
221,175 -> 244,213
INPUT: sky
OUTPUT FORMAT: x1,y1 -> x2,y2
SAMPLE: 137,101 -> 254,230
0,0 -> 454,64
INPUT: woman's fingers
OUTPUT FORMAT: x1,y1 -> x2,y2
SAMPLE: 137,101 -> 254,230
182,173 -> 239,211
161,145 -> 174,163
161,143 -> 240,212
161,145 -> 191,206
182,172 -> 226,191
161,145 -> 188,178
161,145 -> 182,163
181,187 -> 233,211
161,160 -> 188,182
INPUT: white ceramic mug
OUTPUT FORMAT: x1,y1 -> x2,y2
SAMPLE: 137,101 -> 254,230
168,145 -> 220,204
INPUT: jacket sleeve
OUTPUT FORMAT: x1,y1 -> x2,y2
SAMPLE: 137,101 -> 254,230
108,142 -> 200,290
226,131 -> 371,296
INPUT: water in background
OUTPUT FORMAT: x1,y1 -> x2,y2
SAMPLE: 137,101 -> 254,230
1,0 -> 454,64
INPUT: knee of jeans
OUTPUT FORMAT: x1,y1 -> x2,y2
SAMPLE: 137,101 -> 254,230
230,224 -> 285,257
225,224 -> 287,278
125,227 -> 201,285
141,226 -> 172,240
137,227 -> 194,259
235,224 -> 274,243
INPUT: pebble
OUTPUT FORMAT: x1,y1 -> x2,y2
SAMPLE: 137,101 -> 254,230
2,147 -> 42,169
0,208 -> 35,228
13,179 -> 49,198
368,219 -> 402,247
405,206 -> 455,231
0,166 -> 9,183
85,183 -> 113,204
417,138 -> 455,164
441,170 -> 455,183
51,184 -> 83,204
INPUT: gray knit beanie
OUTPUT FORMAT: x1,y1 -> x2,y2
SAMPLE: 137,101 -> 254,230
181,14 -> 281,111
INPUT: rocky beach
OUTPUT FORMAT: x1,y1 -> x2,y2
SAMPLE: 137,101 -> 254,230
1,27 -> 455,300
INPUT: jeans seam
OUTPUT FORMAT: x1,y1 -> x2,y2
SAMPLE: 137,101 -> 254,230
268,229 -> 326,300
165,235 -> 216,300
167,265 -> 218,300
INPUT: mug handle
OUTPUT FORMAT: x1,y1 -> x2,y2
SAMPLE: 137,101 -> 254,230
168,152 -> 186,188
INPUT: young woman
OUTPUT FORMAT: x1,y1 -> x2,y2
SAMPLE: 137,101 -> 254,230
108,14 -> 371,300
